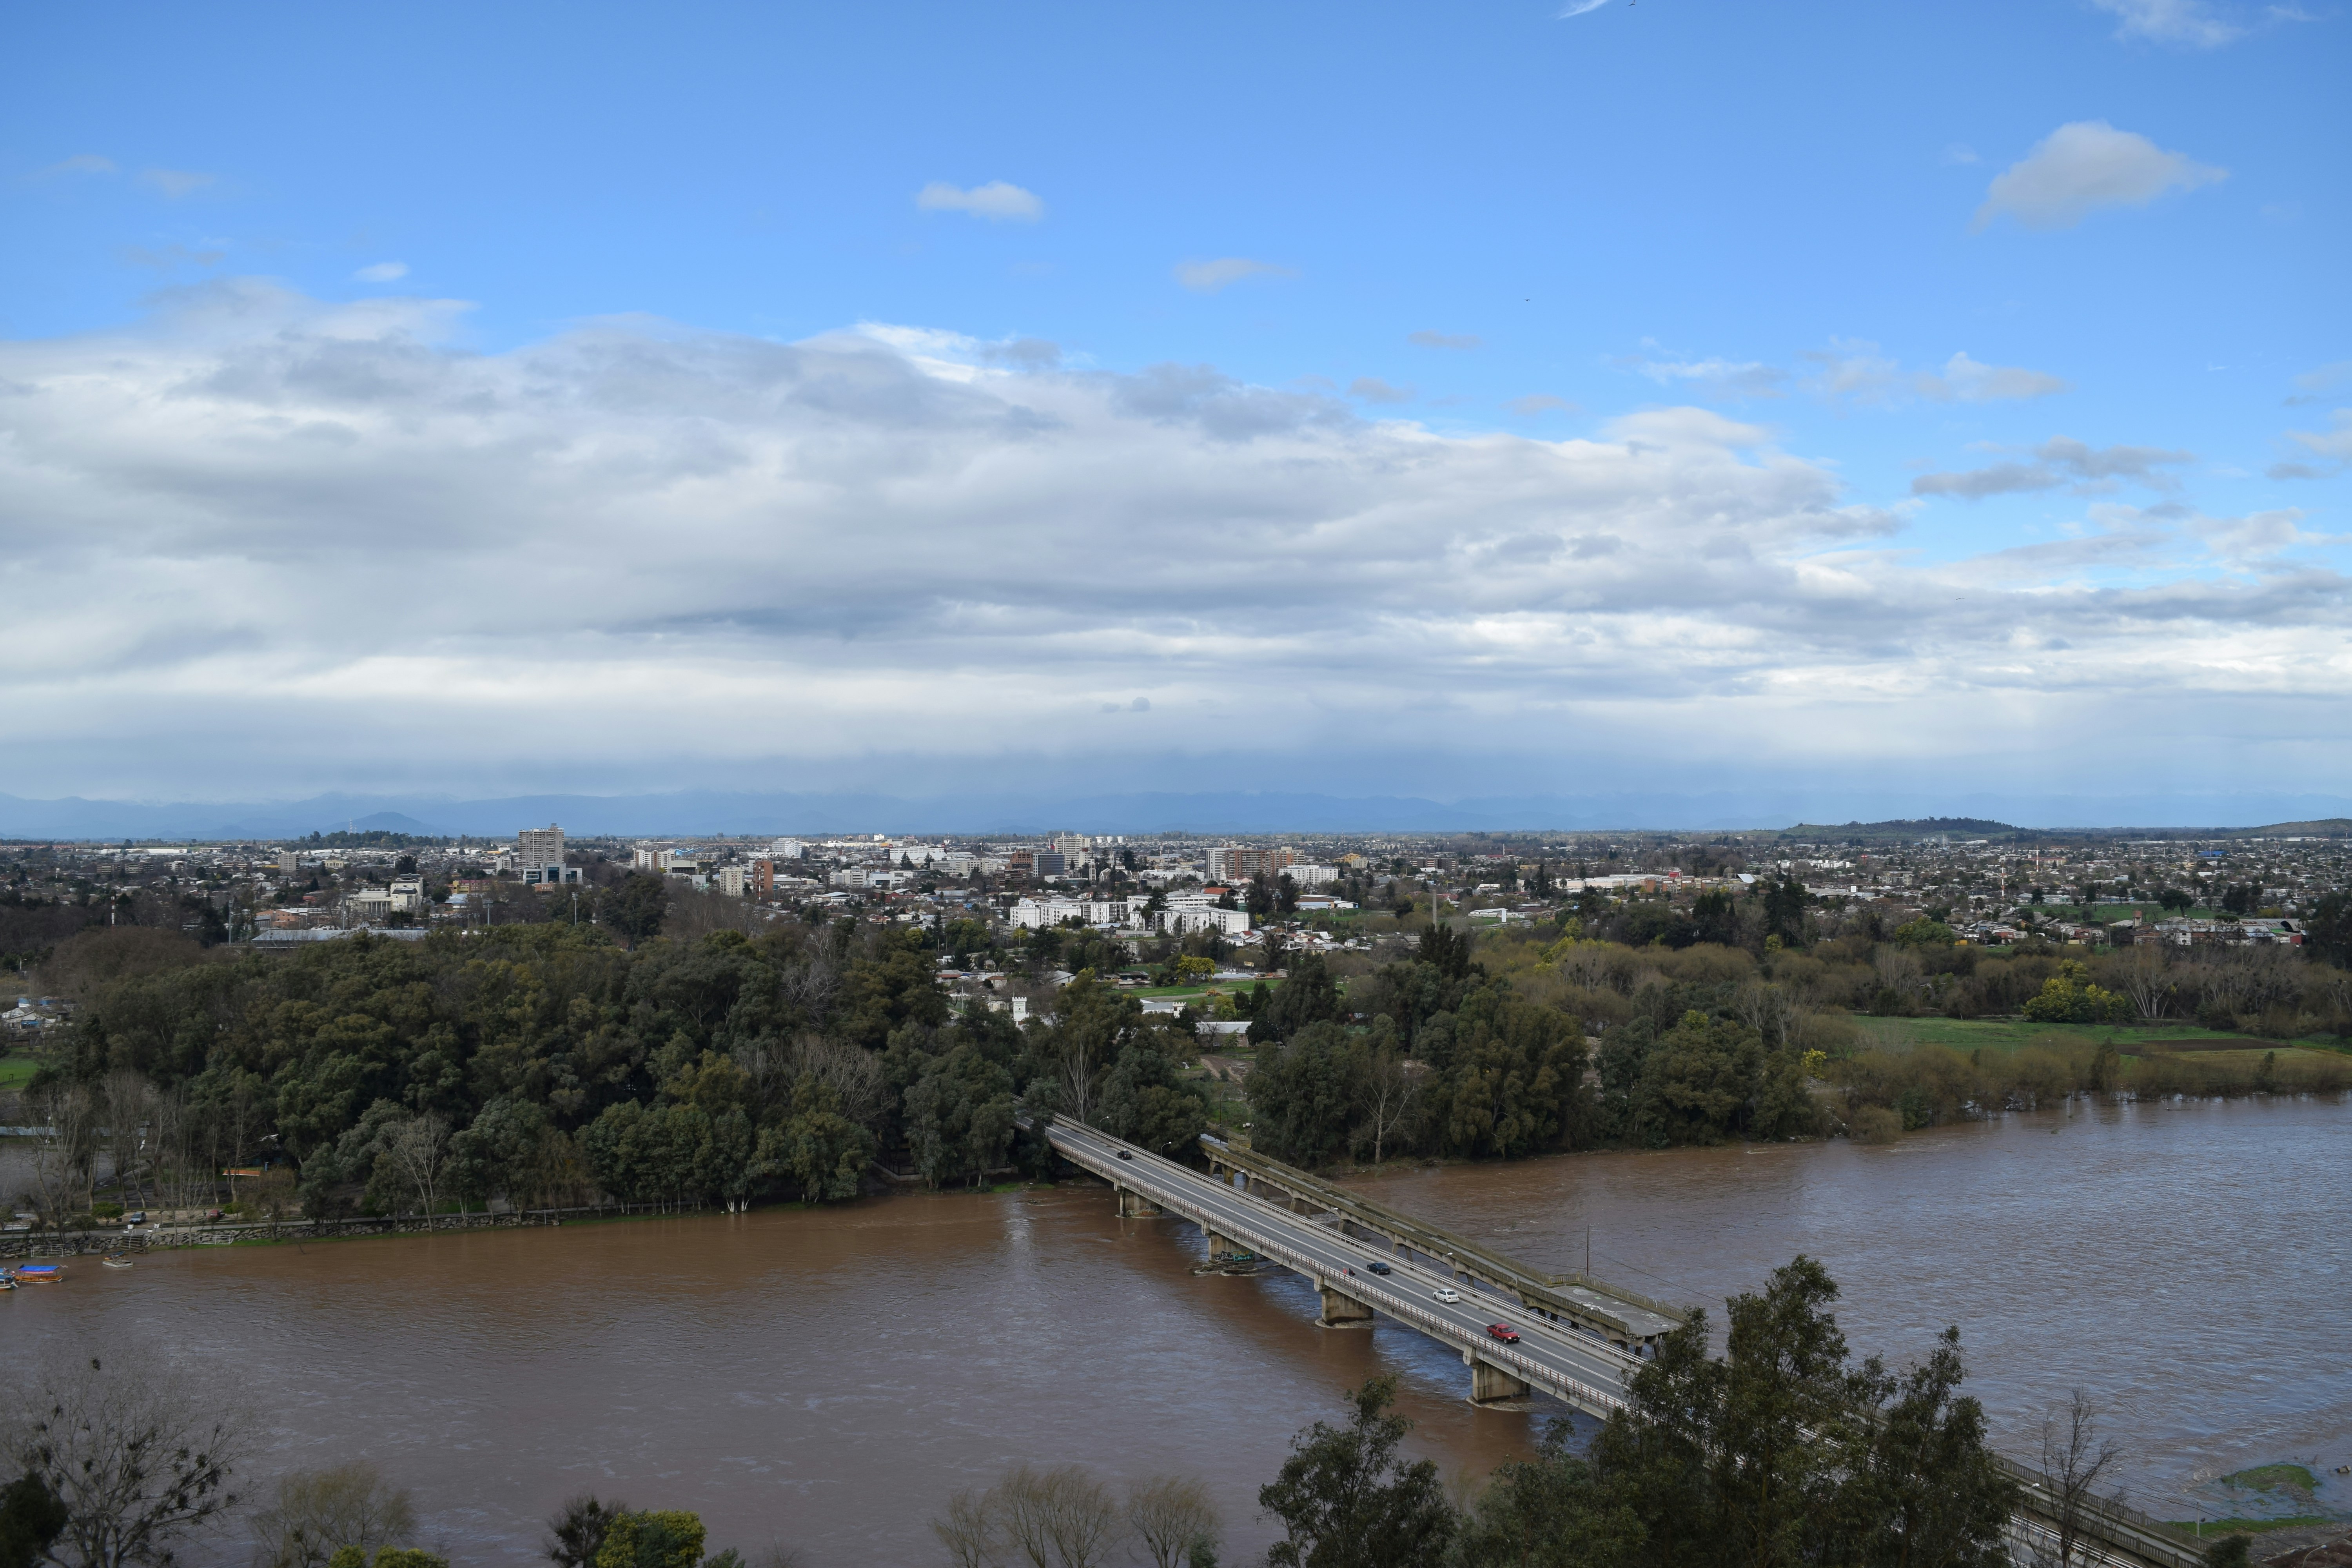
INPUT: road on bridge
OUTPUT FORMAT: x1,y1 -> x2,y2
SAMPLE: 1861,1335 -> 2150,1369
1047,1118 -> 1637,1416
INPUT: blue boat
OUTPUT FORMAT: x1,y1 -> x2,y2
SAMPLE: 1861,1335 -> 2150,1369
15,1263 -> 63,1283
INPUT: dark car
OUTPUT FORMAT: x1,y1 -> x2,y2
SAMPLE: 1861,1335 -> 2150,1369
1487,1323 -> 1520,1343
1367,1261 -> 1392,1275
1117,1151 -> 1132,1160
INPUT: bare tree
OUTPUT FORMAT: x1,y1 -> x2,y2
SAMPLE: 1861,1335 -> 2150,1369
995,1465 -> 1122,1568
5,1351 -> 244,1568
102,1069 -> 154,1210
23,1082 -> 100,1225
1126,1474 -> 1219,1568
777,954 -> 842,1030
2036,1388 -> 2122,1568
1355,1049 -> 1416,1167
790,1035 -> 889,1130
250,1462 -> 417,1568
376,1113 -> 451,1224
929,1486 -> 996,1568
2109,944 -> 2172,1022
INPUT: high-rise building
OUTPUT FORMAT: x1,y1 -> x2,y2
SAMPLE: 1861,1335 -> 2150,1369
1206,845 -> 1293,882
516,825 -> 580,886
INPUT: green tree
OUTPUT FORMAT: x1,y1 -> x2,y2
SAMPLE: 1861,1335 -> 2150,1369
1587,1256 -> 2013,1568
1247,1022 -> 1364,1167
2020,962 -> 2129,1024
1631,1011 -> 1764,1147
1833,1328 -> 2017,1568
596,875 -> 670,943
1454,1422 -> 1642,1568
1258,1377 -> 1455,1568
592,1510 -> 704,1568
0,1474 -> 69,1568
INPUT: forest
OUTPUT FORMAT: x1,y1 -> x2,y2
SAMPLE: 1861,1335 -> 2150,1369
8,875 -> 2352,1223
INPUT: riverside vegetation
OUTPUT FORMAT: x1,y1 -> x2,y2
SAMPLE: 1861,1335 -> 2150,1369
4,1258 -> 2269,1567
7,883 -> 2352,1225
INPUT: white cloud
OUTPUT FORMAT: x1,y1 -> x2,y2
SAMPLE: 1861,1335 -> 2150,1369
354,261 -> 409,283
1972,121 -> 2225,232
1557,0 -> 1608,15
138,167 -> 216,199
2287,409 -> 2352,461
0,284 -> 2343,800
1409,330 -> 1483,350
1941,143 -> 1980,166
1173,257 -> 1294,293
914,180 -> 1043,221
36,153 -> 116,178
1912,437 -> 2195,498
1630,355 -> 1786,400
1348,376 -> 1414,404
2089,0 -> 2244,46
1921,351 -> 2072,402
1507,394 -> 1578,417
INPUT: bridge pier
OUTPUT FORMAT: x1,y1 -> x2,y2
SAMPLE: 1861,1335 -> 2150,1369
1116,1187 -> 1163,1218
1316,1282 -> 1375,1328
1465,1351 -> 1531,1406
1203,1226 -> 1232,1258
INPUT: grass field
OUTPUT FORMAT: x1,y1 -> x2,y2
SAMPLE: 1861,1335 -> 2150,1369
0,1054 -> 44,1088
1849,1016 -> 2346,1060
1132,976 -> 1281,1001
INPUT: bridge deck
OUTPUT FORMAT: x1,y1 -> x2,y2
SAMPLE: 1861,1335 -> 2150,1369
1201,1138 -> 1686,1347
1043,1117 -> 2204,1568
1048,1118 -> 1636,1417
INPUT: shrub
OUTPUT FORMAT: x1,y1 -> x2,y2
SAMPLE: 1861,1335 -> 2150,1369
1851,1105 -> 1902,1144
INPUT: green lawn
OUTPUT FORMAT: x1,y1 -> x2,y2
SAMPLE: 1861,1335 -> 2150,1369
1849,1016 -> 2339,1058
0,1054 -> 44,1088
1132,976 -> 1280,1000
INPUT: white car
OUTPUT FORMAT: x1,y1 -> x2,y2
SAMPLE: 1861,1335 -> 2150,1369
1433,1287 -> 1463,1303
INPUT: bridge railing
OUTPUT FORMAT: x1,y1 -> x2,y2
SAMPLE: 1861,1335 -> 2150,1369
1053,1125 -> 1628,1417
1201,1136 -> 1687,1340
1063,1122 -> 2201,1568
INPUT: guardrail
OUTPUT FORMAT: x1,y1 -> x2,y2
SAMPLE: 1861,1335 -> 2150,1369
1200,1137 -> 1688,1341
1058,1122 -> 2200,1568
1051,1125 -> 1628,1417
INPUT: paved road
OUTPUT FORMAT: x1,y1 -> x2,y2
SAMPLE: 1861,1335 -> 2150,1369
1047,1119 -> 1637,1416
1046,1120 -> 2198,1568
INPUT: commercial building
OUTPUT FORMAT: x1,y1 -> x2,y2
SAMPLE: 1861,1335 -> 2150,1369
516,825 -> 581,886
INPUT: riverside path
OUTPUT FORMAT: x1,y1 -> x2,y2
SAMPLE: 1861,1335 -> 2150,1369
1043,1116 -> 2205,1568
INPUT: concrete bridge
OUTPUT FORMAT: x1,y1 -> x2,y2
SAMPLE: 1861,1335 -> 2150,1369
1045,1118 -> 2206,1568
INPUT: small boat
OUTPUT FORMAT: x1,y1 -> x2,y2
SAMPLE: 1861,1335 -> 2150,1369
102,1254 -> 134,1270
15,1264 -> 64,1283
0,1274 -> 16,1290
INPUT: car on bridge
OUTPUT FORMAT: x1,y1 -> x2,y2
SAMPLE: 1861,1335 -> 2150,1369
1486,1323 -> 1520,1343
1367,1261 -> 1391,1275
1433,1288 -> 1462,1303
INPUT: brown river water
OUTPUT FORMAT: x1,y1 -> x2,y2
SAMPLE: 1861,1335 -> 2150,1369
7,1096 -> 2348,1564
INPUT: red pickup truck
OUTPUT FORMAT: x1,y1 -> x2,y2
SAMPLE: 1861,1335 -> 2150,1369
1486,1323 -> 1520,1343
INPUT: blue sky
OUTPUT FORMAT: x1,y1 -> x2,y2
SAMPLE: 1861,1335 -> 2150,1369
2,0 -> 2347,819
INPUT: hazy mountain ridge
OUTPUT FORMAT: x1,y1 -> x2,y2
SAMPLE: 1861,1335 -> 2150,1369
6,790 -> 2352,842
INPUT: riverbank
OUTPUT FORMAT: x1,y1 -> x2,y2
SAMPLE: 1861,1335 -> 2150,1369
2,1202 -> 663,1258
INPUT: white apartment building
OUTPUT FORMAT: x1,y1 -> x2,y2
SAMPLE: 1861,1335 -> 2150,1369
1285,864 -> 1340,889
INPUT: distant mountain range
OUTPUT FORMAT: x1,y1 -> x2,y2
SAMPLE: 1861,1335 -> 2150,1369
4,788 -> 2351,842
